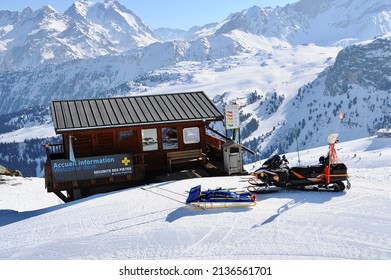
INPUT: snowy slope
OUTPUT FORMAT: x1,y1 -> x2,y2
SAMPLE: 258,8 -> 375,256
0,32 -> 327,115
1,135 -> 390,260
207,0 -> 391,46
1,0 -> 391,181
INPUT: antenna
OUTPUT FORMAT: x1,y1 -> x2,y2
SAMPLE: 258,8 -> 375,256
335,111 -> 343,133
295,125 -> 301,165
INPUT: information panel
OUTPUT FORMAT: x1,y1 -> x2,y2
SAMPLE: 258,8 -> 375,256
225,104 -> 240,129
51,153 -> 133,182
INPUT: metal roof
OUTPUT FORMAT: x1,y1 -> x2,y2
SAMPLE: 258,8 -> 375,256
51,91 -> 223,133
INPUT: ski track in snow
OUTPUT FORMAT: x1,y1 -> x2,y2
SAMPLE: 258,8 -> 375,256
1,173 -> 390,260
1,137 -> 391,260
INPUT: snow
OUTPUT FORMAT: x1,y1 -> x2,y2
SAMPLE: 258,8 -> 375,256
0,123 -> 56,143
0,176 -> 61,211
1,135 -> 390,279
142,41 -> 340,101
1,1 -> 391,277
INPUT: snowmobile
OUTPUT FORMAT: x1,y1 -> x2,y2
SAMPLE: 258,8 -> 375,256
186,185 -> 257,209
248,134 -> 351,193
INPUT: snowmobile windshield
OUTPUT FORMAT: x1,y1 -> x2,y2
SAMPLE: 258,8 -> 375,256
262,155 -> 281,169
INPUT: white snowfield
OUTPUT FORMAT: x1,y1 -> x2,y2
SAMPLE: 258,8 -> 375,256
0,136 -> 390,262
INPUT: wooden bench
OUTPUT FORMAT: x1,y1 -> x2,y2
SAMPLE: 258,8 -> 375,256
167,149 -> 206,171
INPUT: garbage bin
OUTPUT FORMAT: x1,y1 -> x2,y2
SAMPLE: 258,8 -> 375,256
222,140 -> 243,175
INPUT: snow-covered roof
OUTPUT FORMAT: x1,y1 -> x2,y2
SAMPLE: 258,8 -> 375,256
376,128 -> 391,137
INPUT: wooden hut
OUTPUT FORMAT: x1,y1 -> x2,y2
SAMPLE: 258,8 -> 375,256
44,91 -> 224,202
376,128 -> 391,138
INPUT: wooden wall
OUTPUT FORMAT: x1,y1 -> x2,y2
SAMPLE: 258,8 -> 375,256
62,121 -> 209,171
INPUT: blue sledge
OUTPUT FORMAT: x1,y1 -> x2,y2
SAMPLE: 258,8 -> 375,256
186,185 -> 257,209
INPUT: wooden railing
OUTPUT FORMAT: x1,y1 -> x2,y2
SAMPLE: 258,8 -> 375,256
206,134 -> 225,158
206,134 -> 225,149
43,143 -> 65,161
133,153 -> 145,166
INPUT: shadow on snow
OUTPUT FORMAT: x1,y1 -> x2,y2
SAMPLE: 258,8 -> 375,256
253,189 -> 347,227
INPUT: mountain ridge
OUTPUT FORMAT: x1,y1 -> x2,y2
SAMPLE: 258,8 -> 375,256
0,0 -> 391,176
0,0 -> 158,71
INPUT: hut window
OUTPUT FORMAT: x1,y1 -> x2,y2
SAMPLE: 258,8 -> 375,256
119,130 -> 133,141
162,127 -> 178,150
142,128 -> 158,151
183,127 -> 200,144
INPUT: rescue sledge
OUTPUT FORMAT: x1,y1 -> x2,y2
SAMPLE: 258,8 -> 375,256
186,185 -> 256,209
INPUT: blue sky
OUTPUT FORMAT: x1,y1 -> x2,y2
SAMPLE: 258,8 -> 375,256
1,0 -> 295,29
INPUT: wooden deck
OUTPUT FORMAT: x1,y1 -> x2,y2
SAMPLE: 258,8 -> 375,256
151,155 -> 230,183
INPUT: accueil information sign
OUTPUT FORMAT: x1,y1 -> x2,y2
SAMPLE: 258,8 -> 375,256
225,103 -> 240,129
51,153 -> 133,182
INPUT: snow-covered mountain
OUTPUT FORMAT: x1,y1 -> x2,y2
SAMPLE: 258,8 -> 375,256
237,34 -> 391,160
1,0 -> 391,177
0,0 -> 157,71
1,33 -> 391,175
0,31 -> 293,115
162,0 -> 391,45
2,0 -> 391,72
154,27 -> 189,42
194,0 -> 391,46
